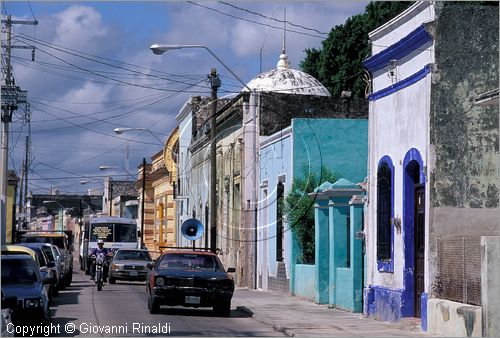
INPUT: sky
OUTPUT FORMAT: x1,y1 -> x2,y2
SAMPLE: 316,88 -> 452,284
2,0 -> 369,196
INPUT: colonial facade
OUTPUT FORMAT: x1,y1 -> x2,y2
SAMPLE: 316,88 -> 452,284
363,2 -> 499,335
140,128 -> 178,256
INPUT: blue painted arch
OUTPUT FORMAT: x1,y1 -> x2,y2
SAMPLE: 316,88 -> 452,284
402,148 -> 425,317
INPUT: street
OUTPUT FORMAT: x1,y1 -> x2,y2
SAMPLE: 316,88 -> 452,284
45,270 -> 284,337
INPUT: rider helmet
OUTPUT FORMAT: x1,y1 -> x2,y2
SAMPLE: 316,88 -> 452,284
97,239 -> 104,245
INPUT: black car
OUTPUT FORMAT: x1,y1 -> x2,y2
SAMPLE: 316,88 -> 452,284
146,250 -> 235,316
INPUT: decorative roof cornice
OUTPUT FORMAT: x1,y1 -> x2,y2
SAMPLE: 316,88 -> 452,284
363,24 -> 432,73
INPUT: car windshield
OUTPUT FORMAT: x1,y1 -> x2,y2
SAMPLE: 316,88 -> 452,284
114,250 -> 151,261
90,223 -> 137,243
1,258 -> 39,284
158,254 -> 224,272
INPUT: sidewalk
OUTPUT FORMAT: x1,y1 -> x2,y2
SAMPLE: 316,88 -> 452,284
232,288 -> 431,337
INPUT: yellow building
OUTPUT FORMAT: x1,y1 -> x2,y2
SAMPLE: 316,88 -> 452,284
140,127 -> 178,257
6,170 -> 19,243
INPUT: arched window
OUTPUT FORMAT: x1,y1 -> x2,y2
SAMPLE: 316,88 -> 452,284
276,180 -> 285,262
377,163 -> 392,261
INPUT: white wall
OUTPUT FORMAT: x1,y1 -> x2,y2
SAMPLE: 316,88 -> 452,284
366,2 -> 434,293
258,127 -> 292,290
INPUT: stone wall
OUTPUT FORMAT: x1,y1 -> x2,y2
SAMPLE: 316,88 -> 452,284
428,2 -> 500,306
429,2 -> 499,210
259,93 -> 367,136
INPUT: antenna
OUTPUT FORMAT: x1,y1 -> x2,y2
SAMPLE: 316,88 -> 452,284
283,8 -> 286,54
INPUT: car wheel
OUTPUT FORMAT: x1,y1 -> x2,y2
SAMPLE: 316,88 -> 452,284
65,270 -> 73,287
148,295 -> 159,314
213,299 -> 231,317
109,277 -> 116,284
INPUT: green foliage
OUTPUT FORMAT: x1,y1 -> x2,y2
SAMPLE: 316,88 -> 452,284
285,164 -> 340,264
300,1 -> 414,98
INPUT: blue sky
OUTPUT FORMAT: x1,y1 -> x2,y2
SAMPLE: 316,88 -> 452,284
2,1 -> 369,195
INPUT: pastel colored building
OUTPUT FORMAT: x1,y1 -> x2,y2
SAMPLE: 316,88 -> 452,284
363,2 -> 498,335
257,118 -> 368,306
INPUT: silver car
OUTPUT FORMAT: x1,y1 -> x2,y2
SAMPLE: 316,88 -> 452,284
109,249 -> 152,284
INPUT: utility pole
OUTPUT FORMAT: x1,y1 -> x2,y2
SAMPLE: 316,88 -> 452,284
209,68 -> 220,253
1,15 -> 37,244
141,157 -> 146,248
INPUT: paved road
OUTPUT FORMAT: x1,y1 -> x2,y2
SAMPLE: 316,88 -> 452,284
46,270 -> 283,337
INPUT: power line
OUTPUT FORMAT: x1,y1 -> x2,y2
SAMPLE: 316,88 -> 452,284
186,1 -> 325,39
18,34 -> 207,82
218,1 -> 329,36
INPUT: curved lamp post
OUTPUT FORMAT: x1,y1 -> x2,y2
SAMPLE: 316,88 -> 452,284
114,127 -> 165,146
149,43 -> 257,291
150,44 -> 252,92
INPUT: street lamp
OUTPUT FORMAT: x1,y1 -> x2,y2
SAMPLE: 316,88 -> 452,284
150,44 -> 252,92
43,200 -> 64,208
150,43 -> 254,257
114,127 -> 165,146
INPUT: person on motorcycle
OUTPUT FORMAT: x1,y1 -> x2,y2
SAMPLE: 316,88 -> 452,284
90,239 -> 111,282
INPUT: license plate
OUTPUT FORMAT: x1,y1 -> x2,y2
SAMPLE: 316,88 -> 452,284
185,296 -> 200,304
129,271 -> 138,276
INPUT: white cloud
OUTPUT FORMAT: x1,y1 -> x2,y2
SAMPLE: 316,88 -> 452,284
53,5 -> 109,52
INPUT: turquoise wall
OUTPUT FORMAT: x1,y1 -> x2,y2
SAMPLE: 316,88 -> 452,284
292,118 -> 368,182
291,118 -> 368,310
314,201 -> 330,304
294,264 -> 316,301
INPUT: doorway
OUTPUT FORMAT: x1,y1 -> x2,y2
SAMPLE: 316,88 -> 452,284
414,184 -> 425,317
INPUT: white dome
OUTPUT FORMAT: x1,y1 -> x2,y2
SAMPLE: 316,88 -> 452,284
244,52 -> 330,97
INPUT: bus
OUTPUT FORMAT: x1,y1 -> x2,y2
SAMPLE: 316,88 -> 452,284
81,216 -> 140,274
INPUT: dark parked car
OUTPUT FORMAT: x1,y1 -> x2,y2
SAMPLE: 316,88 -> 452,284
146,250 -> 235,316
1,245 -> 53,301
109,249 -> 152,284
1,255 -> 52,325
21,232 -> 74,287
19,243 -> 60,299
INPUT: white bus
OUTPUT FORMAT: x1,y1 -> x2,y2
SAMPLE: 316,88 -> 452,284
82,216 -> 139,274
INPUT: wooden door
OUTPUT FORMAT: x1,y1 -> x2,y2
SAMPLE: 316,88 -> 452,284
414,184 -> 425,317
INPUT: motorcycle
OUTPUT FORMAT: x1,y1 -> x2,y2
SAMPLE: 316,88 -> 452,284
92,255 -> 109,291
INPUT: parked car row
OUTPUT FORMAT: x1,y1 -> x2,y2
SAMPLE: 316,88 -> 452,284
1,231 -> 74,331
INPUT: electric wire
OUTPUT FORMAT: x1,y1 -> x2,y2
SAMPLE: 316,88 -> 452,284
218,1 -> 329,36
186,1 -> 325,39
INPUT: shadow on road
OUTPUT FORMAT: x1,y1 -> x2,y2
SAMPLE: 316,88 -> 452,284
152,306 -> 252,318
52,290 -> 81,306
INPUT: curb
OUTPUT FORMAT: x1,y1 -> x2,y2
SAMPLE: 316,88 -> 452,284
235,306 -> 254,316
236,306 -> 295,337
